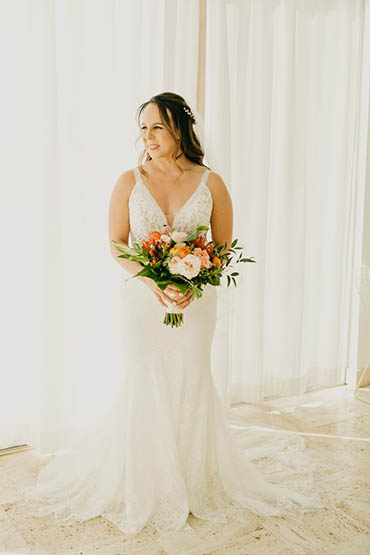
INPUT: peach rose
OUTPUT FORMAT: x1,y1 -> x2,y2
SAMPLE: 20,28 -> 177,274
168,255 -> 184,275
180,254 -> 201,279
193,247 -> 212,269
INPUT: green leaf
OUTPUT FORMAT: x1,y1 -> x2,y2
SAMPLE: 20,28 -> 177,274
184,225 -> 209,242
127,256 -> 147,264
208,275 -> 220,286
231,238 -> 238,248
240,257 -> 256,263
171,282 -> 189,294
112,242 -> 137,255
134,266 -> 156,278
191,285 -> 204,299
227,275 -> 231,286
156,280 -> 174,290
231,272 -> 239,276
232,277 -> 236,286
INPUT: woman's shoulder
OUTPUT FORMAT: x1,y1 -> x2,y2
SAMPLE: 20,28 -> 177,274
115,162 -> 224,188
111,167 -> 138,200
119,166 -> 139,182
205,169 -> 228,191
203,170 -> 232,210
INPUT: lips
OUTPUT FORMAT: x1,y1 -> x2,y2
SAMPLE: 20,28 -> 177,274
148,145 -> 159,150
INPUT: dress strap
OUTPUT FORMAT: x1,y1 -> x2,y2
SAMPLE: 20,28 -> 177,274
201,168 -> 211,185
133,166 -> 140,183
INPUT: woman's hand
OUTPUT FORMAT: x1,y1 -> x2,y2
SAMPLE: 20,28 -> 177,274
139,277 -> 194,309
166,283 -> 195,309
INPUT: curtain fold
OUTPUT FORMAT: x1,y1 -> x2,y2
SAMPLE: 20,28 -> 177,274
0,0 -> 201,452
1,0 -> 368,452
205,0 -> 367,404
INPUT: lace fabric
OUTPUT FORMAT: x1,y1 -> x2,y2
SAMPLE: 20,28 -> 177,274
19,165 -> 327,537
128,166 -> 213,246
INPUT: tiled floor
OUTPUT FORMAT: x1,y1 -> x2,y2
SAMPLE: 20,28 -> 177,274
1,385 -> 369,554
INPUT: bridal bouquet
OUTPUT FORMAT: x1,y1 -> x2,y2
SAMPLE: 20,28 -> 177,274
111,225 -> 255,327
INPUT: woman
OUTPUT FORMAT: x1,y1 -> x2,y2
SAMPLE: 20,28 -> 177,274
21,92 -> 323,536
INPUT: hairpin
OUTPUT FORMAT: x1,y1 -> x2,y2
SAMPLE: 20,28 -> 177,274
183,106 -> 196,124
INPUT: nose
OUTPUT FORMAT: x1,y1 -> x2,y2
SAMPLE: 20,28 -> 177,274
144,128 -> 154,141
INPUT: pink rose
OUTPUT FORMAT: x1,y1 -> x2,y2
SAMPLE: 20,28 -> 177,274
193,247 -> 212,269
168,255 -> 184,275
179,254 -> 201,279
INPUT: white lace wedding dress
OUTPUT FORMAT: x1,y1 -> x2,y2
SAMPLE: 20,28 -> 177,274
20,166 -> 325,536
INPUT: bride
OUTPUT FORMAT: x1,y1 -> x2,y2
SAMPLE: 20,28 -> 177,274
20,92 -> 324,537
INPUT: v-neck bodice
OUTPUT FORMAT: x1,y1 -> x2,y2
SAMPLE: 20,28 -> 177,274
128,166 -> 213,246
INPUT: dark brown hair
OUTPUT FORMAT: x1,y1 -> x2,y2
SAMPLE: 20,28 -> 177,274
135,92 -> 210,178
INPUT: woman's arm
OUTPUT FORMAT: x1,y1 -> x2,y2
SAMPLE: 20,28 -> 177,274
108,170 -> 149,280
108,169 -> 183,306
207,172 -> 233,254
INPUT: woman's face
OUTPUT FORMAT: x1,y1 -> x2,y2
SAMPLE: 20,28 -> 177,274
140,103 -> 179,159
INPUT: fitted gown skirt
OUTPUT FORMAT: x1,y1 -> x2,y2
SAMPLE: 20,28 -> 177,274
20,270 -> 324,537
111,273 -> 324,534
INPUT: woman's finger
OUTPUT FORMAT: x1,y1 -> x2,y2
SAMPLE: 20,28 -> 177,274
159,289 -> 180,306
162,290 -> 178,304
166,284 -> 181,296
155,293 -> 167,307
166,284 -> 184,298
175,291 -> 194,308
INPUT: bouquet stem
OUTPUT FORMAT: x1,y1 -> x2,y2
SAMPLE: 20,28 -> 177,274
164,300 -> 184,327
163,312 -> 184,327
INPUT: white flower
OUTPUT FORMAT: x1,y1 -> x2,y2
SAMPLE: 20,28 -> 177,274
168,255 -> 184,275
179,254 -> 201,279
161,224 -> 172,236
171,230 -> 189,243
160,234 -> 171,243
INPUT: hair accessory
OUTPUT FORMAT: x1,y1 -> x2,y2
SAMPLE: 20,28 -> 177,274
183,106 -> 196,124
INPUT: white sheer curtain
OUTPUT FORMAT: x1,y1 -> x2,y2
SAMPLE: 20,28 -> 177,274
1,0 -> 368,453
205,0 -> 368,404
0,0 -> 201,452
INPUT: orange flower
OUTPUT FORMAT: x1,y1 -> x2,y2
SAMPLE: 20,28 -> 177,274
169,243 -> 188,257
176,246 -> 191,259
205,241 -> 214,256
191,235 -> 206,249
142,239 -> 153,251
212,256 -> 221,267
148,231 -> 161,241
